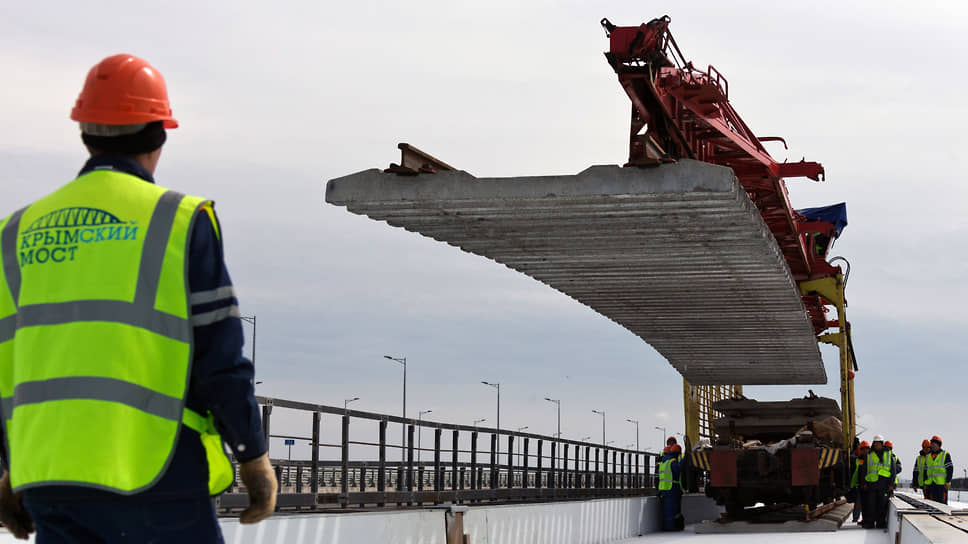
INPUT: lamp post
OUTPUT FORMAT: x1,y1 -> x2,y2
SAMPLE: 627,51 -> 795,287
592,410 -> 606,446
384,355 -> 407,461
544,397 -> 561,441
481,381 -> 500,430
344,396 -> 359,411
240,315 -> 256,365
654,426 -> 667,451
418,409 -> 433,463
473,418 -> 487,427
626,419 -> 640,451
516,426 -> 529,465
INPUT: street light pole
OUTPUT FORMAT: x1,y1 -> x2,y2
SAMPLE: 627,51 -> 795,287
592,410 -> 606,446
240,315 -> 257,365
344,396 -> 360,411
544,398 -> 561,441
418,409 -> 433,463
626,419 -> 640,451
481,381 -> 500,430
654,426 -> 667,451
384,355 -> 407,461
473,418 -> 487,427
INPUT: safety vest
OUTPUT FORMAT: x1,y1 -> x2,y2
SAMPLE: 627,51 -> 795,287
916,454 -> 927,486
865,451 -> 892,482
889,451 -> 898,484
924,451 -> 950,486
850,459 -> 863,488
0,169 -> 232,496
658,458 -> 680,491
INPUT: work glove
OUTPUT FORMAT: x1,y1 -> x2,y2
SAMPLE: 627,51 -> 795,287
0,472 -> 32,540
238,453 -> 277,524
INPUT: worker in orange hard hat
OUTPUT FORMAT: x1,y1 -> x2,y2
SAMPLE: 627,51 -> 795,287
0,54 -> 276,542
923,436 -> 954,504
913,439 -> 931,495
658,444 -> 684,531
883,441 -> 901,487
849,440 -> 870,524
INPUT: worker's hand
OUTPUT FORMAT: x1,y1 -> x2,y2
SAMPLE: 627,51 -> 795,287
0,472 -> 33,540
945,483 -> 951,490
238,453 -> 277,524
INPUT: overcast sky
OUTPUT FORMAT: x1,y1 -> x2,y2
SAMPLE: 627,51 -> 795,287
2,1 -> 967,475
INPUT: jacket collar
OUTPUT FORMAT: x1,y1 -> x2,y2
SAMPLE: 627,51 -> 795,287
79,155 -> 155,184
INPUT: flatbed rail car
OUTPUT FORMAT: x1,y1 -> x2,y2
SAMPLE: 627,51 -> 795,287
686,395 -> 850,516
691,442 -> 847,517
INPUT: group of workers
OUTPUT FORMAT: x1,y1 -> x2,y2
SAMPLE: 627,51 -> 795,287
848,434 -> 954,530
0,55 -> 276,542
912,436 -> 954,504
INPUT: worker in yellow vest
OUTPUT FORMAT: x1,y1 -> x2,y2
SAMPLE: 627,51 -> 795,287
658,444 -> 684,531
858,435 -> 894,529
923,435 -> 954,504
884,441 -> 901,486
0,54 -> 276,541
849,441 -> 869,524
912,439 -> 931,495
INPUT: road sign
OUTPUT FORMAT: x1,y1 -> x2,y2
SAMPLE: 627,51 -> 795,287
284,439 -> 295,446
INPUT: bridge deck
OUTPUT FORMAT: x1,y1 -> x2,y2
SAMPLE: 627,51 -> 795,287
326,160 -> 825,385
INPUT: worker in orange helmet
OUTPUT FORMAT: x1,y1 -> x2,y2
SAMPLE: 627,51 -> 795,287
849,440 -> 870,524
0,54 -> 276,542
913,439 -> 931,496
658,444 -> 684,531
883,441 -> 901,487
923,436 -> 954,504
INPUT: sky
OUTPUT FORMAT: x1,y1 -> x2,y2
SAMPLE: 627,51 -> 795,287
1,1 -> 967,477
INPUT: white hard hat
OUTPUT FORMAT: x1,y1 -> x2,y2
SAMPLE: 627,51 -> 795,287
872,434 -> 884,442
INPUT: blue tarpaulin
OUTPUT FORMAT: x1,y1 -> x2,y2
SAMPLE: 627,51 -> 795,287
796,203 -> 848,238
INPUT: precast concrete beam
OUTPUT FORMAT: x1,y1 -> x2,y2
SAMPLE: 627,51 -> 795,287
326,159 -> 825,385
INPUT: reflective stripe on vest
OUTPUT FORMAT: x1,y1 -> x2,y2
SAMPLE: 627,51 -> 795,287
0,170 -> 231,496
865,451 -> 892,482
924,452 -> 949,486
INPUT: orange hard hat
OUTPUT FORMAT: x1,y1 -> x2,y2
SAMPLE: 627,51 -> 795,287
922,439 -> 932,448
884,441 -> 893,449
859,441 -> 870,449
71,54 -> 178,128
671,444 -> 682,454
931,435 -> 942,445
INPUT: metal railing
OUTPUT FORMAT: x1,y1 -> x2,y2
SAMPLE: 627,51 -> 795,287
216,396 -> 660,513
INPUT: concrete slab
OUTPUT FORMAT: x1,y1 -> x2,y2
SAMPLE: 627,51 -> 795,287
693,503 -> 852,534
326,160 -> 825,385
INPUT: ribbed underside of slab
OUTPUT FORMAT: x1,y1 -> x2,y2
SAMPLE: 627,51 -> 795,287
326,159 -> 825,385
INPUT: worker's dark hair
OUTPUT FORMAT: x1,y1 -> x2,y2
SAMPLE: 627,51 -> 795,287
82,121 -> 166,155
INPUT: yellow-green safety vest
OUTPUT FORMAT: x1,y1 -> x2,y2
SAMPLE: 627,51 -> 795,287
915,454 -> 927,486
0,168 -> 232,496
658,458 -> 680,491
865,451 -> 892,482
924,451 -> 950,486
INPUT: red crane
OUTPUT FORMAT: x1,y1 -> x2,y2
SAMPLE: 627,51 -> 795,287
602,16 -> 841,336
